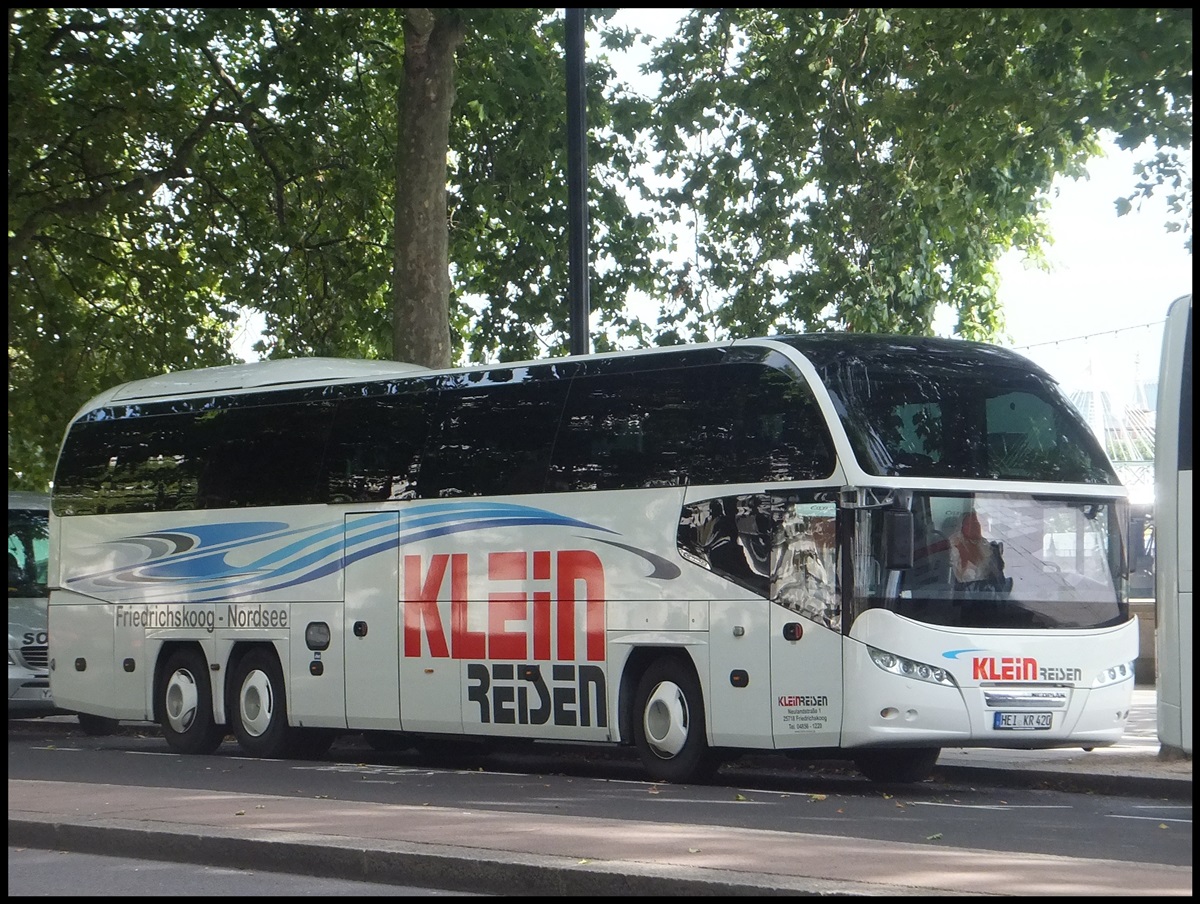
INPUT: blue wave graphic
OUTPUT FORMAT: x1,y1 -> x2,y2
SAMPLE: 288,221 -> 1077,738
65,502 -> 638,602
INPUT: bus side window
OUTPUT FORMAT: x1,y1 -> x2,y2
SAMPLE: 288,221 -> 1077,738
734,364 -> 836,482
324,390 -> 433,503
549,368 -> 705,491
419,367 -> 569,498
195,402 -> 335,509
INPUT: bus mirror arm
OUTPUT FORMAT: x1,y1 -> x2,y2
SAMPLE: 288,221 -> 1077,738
884,509 -> 914,571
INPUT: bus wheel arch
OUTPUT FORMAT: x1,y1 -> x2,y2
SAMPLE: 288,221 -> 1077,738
627,649 -> 718,784
154,643 -> 225,755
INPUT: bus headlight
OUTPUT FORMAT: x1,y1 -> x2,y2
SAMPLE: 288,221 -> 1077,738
1091,660 -> 1135,688
868,646 -> 957,687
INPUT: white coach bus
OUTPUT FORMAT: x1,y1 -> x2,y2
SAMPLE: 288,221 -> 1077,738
47,335 -> 1137,783
1154,294 -> 1192,755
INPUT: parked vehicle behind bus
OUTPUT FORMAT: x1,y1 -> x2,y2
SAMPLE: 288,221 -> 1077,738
9,490 -> 118,733
8,491 -> 57,717
47,335 -> 1137,783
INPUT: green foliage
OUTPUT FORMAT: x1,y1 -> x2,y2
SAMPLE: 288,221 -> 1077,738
7,7 -> 1192,490
642,8 -> 1191,343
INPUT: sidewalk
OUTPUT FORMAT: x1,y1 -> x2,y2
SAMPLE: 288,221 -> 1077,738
8,688 -> 1192,896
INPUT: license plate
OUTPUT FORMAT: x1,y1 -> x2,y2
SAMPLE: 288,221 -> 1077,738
994,711 -> 1052,730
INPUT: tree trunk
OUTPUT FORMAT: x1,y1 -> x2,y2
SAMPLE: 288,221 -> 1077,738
393,9 -> 463,368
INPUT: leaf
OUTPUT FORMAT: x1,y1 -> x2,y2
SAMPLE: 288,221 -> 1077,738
808,793 -> 827,801
926,833 -> 943,841
735,793 -> 748,801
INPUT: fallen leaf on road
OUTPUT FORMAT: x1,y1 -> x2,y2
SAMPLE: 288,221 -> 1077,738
735,793 -> 748,801
926,833 -> 943,841
808,793 -> 827,801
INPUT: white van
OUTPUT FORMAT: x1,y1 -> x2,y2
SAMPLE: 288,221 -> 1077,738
8,490 -> 59,717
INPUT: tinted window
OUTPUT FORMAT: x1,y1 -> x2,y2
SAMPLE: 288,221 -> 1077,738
194,402 -> 334,508
773,334 -> 1118,484
828,365 -> 1114,482
548,360 -> 834,491
324,385 -> 435,503
53,400 -> 335,514
53,413 -> 200,515
419,366 -> 571,498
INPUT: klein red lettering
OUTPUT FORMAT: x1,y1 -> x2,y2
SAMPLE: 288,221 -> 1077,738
972,656 -> 1038,681
402,550 -> 605,662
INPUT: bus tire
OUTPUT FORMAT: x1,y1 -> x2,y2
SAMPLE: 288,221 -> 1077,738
632,656 -> 718,784
230,648 -> 293,758
157,648 -> 225,755
853,747 -> 941,784
76,713 -> 120,736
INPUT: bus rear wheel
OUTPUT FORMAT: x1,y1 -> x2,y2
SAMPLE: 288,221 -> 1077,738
853,747 -> 941,784
157,649 -> 225,754
230,648 -> 293,758
632,656 -> 718,784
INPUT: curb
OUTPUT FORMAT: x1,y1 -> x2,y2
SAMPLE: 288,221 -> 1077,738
931,764 -> 1192,802
7,816 -> 940,897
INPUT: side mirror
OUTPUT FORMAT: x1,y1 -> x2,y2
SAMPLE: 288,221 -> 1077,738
884,510 -> 914,570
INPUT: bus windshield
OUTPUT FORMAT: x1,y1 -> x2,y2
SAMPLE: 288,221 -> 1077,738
850,492 -> 1129,631
776,335 -> 1119,483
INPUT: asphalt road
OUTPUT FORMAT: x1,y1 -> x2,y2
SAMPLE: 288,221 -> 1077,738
8,717 -> 1193,895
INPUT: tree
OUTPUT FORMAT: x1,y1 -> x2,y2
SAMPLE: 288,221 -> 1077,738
7,8 -> 1192,491
641,8 -> 1191,342
8,8 -> 661,488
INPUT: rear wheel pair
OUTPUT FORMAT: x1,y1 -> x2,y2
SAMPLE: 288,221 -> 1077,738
157,647 -> 333,759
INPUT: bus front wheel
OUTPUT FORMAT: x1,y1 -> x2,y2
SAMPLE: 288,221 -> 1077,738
230,648 -> 293,758
157,649 -> 225,755
632,656 -> 718,784
853,747 -> 941,784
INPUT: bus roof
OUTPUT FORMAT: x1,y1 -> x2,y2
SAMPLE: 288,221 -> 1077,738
95,358 -> 431,405
72,332 -> 1052,415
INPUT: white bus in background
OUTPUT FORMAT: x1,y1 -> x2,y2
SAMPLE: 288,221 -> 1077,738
47,335 -> 1137,784
1154,294 -> 1192,756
